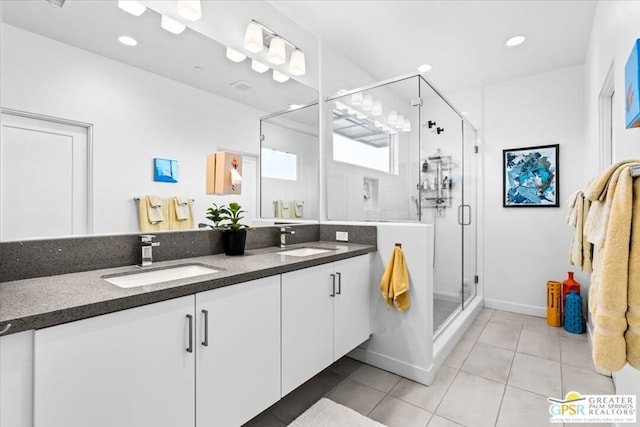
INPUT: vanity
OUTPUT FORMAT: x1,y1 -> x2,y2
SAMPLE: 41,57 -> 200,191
0,239 -> 375,427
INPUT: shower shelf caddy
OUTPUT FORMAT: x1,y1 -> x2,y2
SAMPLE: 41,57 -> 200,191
419,155 -> 453,211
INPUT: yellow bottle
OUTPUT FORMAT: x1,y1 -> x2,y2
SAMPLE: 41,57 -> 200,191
547,281 -> 562,326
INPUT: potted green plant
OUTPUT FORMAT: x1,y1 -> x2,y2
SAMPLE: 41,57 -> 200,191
199,202 -> 250,255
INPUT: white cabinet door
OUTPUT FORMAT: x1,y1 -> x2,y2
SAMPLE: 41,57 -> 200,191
334,255 -> 371,359
195,276 -> 281,427
0,330 -> 34,427
281,263 -> 334,396
34,296 -> 195,427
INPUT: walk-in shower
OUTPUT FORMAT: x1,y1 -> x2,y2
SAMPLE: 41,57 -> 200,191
325,73 -> 480,384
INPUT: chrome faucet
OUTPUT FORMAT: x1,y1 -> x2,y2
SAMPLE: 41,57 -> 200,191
139,234 -> 160,267
280,227 -> 295,248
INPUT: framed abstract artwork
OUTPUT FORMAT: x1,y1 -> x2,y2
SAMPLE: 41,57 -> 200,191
153,158 -> 178,183
503,144 -> 559,207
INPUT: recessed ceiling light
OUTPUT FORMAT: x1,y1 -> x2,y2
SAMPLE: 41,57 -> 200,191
118,0 -> 146,16
418,64 -> 432,73
118,35 -> 137,46
505,35 -> 526,47
161,15 -> 186,35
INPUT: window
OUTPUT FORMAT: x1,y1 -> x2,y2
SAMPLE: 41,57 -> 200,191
261,147 -> 297,181
333,133 -> 393,172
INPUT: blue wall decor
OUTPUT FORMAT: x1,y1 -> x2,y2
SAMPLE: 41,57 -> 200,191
625,39 -> 640,129
153,158 -> 178,183
503,144 -> 559,207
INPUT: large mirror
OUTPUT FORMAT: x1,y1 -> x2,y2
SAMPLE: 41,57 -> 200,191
0,0 -> 318,241
260,103 -> 319,221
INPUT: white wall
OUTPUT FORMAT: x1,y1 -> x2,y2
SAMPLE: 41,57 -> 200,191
1,24 -> 264,235
583,1 -> 640,416
482,65 -> 586,316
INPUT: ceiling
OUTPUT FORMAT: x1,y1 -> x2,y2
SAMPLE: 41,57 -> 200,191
269,0 -> 598,93
1,0 -> 317,116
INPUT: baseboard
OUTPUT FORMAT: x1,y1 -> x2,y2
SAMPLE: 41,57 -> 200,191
484,298 -> 546,317
348,347 -> 436,386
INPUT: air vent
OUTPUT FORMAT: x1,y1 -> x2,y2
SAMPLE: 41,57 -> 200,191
229,80 -> 253,91
43,0 -> 67,7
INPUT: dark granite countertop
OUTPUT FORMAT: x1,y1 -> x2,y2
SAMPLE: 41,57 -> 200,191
0,242 -> 375,336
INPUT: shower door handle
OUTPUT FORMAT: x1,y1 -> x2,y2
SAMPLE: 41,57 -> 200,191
458,204 -> 472,226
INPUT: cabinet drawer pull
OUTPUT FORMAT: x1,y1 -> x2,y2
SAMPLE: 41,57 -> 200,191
186,314 -> 193,353
330,274 -> 336,297
336,272 -> 342,295
202,309 -> 209,347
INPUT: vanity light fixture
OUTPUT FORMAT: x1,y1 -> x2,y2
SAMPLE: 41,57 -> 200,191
273,69 -> 290,83
251,59 -> 269,73
244,21 -> 264,53
226,47 -> 247,63
268,37 -> 287,65
118,35 -> 138,46
244,20 -> 306,76
118,0 -> 146,16
177,0 -> 201,22
161,15 -> 186,34
505,34 -> 526,47
289,49 -> 306,76
418,63 -> 433,73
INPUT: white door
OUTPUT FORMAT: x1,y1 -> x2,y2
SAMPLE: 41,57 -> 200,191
195,276 -> 281,427
281,263 -> 334,396
0,112 -> 90,240
333,255 -> 371,359
33,296 -> 195,427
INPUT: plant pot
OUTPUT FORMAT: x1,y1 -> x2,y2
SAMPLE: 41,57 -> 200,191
222,229 -> 247,256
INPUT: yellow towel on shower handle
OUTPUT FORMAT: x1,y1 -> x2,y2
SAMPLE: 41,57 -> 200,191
379,245 -> 410,312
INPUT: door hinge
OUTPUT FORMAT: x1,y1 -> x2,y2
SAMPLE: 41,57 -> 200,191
474,275 -> 479,284
411,98 -> 423,107
474,145 -> 479,154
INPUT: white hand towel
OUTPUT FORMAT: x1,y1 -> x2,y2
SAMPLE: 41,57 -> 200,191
173,197 -> 190,221
230,168 -> 243,186
293,200 -> 304,218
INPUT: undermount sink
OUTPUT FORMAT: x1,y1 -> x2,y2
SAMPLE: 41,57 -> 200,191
279,247 -> 333,257
102,264 -> 219,288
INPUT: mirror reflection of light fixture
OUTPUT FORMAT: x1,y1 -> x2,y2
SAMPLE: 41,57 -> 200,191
118,0 -> 146,16
118,35 -> 138,46
402,118 -> 411,132
388,110 -> 398,125
289,49 -> 306,76
395,114 -> 405,129
362,95 -> 373,111
244,20 -> 306,76
372,100 -> 382,116
351,92 -> 363,105
226,47 -> 246,63
268,37 -> 286,65
273,69 -> 290,83
251,59 -> 269,73
161,15 -> 186,34
244,22 -> 264,53
177,0 -> 201,22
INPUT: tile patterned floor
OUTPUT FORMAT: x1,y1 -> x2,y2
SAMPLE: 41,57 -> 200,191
243,308 -> 615,427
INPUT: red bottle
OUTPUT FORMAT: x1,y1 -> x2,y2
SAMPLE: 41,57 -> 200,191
561,272 -> 580,324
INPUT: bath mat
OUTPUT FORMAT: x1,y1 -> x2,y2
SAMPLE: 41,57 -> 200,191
288,398 -> 387,427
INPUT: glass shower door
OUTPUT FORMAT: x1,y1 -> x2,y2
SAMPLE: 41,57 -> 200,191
462,120 -> 478,307
419,78 -> 464,334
